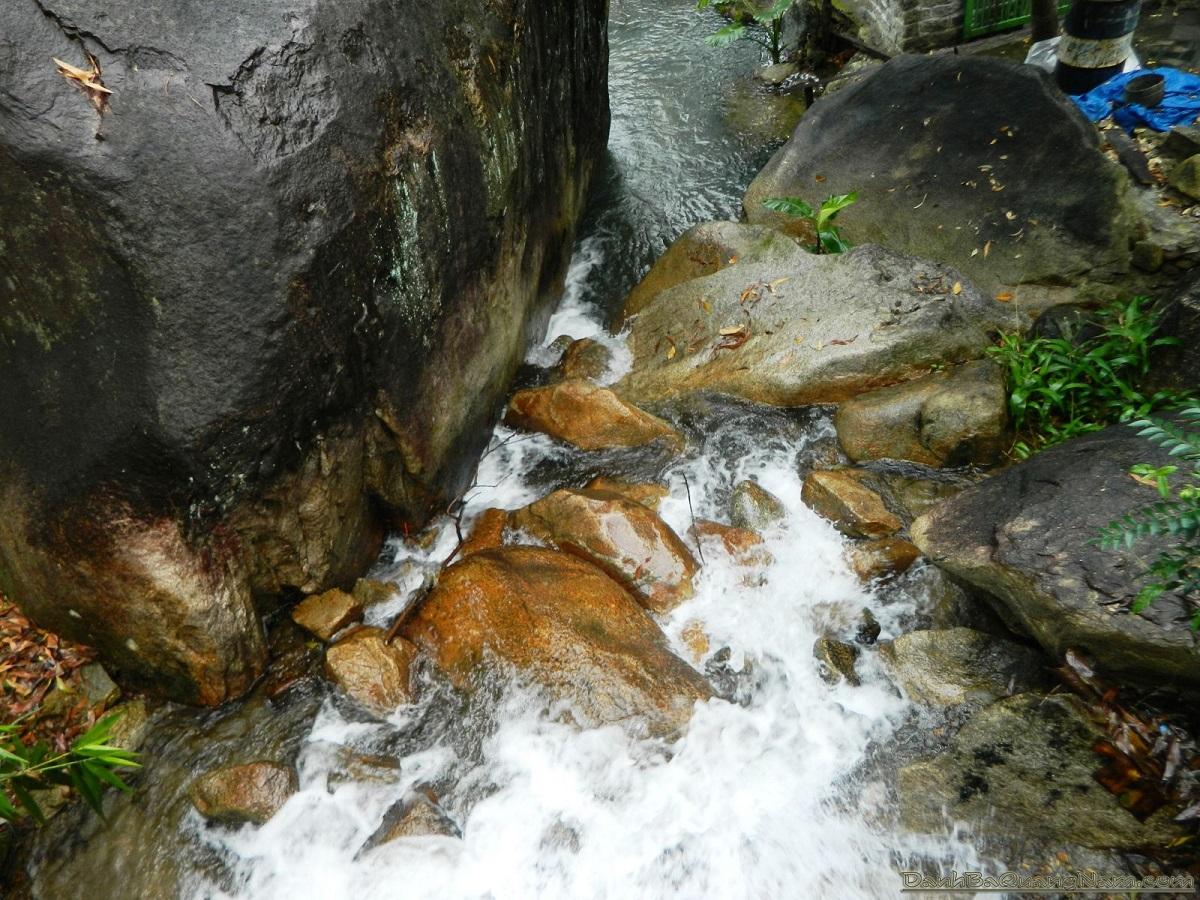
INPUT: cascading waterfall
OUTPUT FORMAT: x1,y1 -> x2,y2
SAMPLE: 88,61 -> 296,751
182,6 -> 984,892
22,2 -> 990,896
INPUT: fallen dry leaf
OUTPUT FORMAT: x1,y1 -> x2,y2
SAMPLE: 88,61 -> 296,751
52,55 -> 112,111
995,292 -> 1014,302
952,281 -> 963,295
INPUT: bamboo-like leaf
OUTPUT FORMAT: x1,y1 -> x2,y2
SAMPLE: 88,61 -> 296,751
762,196 -> 814,219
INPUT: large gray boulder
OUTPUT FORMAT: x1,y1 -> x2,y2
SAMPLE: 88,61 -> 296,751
0,0 -> 608,703
744,55 -> 1138,303
912,425 -> 1200,685
616,238 -> 1011,407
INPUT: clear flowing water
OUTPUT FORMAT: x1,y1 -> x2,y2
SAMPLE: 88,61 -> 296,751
21,2 -> 983,897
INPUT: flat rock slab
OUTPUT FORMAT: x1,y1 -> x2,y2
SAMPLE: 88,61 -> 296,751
912,424 -> 1200,685
616,240 -> 1007,408
401,547 -> 712,737
622,221 -> 802,319
745,54 -> 1137,299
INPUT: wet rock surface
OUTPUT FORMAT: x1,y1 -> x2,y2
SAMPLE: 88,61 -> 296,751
801,470 -> 902,538
622,221 -> 801,318
188,761 -> 298,826
813,637 -> 860,686
900,694 -> 1187,850
401,547 -> 713,736
834,360 -> 1009,467
745,55 -> 1138,301
513,488 -> 699,614
879,627 -> 1046,708
291,589 -> 364,642
363,792 -> 461,850
616,242 -> 1006,408
690,520 -> 770,566
506,380 -> 683,451
324,627 -> 418,716
582,477 -> 669,511
845,537 -> 920,583
0,0 -> 609,704
459,508 -> 510,558
556,338 -> 615,382
729,480 -> 785,531
912,424 -> 1200,685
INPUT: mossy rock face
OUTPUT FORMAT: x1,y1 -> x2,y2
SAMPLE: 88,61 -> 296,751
745,55 -> 1140,305
912,424 -> 1200,687
0,0 -> 608,703
900,693 -> 1187,850
879,627 -> 1047,709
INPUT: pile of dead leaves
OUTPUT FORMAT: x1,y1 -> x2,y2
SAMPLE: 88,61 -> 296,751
1058,650 -> 1200,836
0,596 -> 96,751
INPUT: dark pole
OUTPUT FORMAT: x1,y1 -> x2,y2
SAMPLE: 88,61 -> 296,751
1056,0 -> 1142,94
1031,0 -> 1061,42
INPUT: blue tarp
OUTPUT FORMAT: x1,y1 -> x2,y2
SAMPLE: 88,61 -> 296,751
1072,67 -> 1200,132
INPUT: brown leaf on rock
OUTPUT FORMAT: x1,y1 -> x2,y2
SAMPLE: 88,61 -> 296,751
53,54 -> 111,111
1056,649 -> 1199,824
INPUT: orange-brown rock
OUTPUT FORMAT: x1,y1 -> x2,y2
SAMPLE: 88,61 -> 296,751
845,537 -> 921,582
324,626 -> 418,715
690,519 -> 772,567
401,547 -> 713,736
681,620 -> 711,664
512,488 -> 698,613
557,338 -> 613,382
460,508 -> 509,557
801,470 -> 902,538
505,379 -> 681,451
291,588 -> 364,641
583,476 -> 669,511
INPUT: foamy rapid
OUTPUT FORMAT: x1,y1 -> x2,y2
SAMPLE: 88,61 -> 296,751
186,243 -> 981,900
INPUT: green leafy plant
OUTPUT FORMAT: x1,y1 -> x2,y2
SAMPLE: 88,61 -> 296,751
697,0 -> 797,65
762,192 -> 857,254
1,711 -> 140,824
987,297 -> 1185,458
1097,408 -> 1200,630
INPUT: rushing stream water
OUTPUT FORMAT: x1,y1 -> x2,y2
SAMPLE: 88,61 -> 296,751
21,2 -> 987,896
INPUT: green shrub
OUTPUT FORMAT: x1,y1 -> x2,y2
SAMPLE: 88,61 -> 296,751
697,0 -> 797,65
1,711 -> 140,824
1097,410 -> 1200,630
987,297 -> 1184,458
762,192 -> 857,254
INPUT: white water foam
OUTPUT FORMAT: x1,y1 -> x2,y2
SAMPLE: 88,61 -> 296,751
189,252 -> 980,899
524,236 -> 632,385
